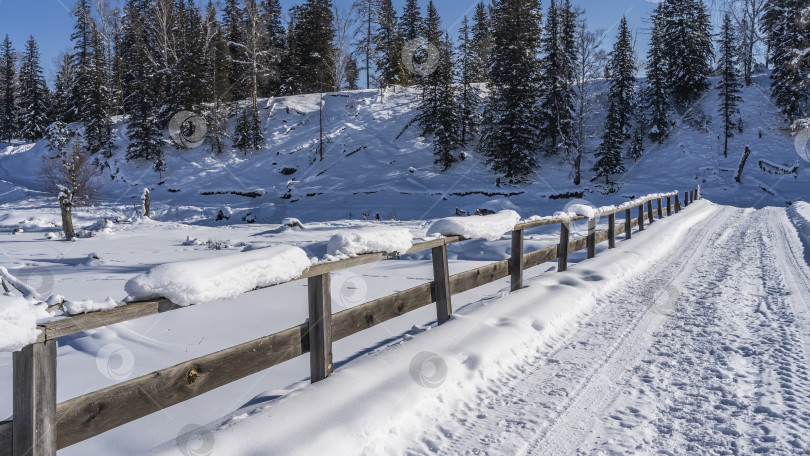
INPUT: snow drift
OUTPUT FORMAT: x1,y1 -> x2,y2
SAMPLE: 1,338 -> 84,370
426,210 -> 521,242
124,246 -> 312,306
326,228 -> 413,258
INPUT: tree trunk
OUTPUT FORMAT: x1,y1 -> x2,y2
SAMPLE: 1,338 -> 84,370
735,146 -> 751,183
59,196 -> 75,241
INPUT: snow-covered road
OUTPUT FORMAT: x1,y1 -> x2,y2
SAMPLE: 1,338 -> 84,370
165,202 -> 810,456
411,205 -> 810,455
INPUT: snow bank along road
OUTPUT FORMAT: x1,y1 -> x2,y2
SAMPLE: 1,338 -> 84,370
155,201 -> 810,455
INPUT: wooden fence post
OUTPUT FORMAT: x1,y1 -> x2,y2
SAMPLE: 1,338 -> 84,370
638,204 -> 645,231
697,185 -> 701,200
432,245 -> 452,325
675,194 -> 681,212
510,229 -> 524,292
558,221 -> 570,272
586,217 -> 596,259
608,213 -> 616,248
667,196 -> 672,216
647,200 -> 654,224
625,209 -> 632,240
13,340 -> 57,456
307,273 -> 332,383
657,198 -> 663,219
684,191 -> 689,206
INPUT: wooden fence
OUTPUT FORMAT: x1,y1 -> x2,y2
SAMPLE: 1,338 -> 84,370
0,186 -> 701,456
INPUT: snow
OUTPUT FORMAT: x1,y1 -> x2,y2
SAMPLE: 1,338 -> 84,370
124,246 -> 312,306
63,297 -> 119,315
0,295 -> 49,352
325,228 -> 413,258
426,210 -> 521,241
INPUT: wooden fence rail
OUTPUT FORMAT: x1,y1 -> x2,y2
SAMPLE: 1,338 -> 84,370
3,187 -> 700,456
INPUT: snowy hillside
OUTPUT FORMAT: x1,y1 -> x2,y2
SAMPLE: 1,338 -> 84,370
0,73 -> 807,233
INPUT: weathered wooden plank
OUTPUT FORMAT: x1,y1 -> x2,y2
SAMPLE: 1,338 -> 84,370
510,229 -> 524,291
0,421 -> 11,456
55,324 -> 307,450
516,214 -> 587,230
587,218 -> 597,259
638,204 -> 645,231
331,283 -> 435,341
307,273 -> 332,383
449,259 -> 510,296
558,221 -> 570,272
523,245 -> 558,270
13,341 -> 56,456
625,209 -> 632,240
608,213 -> 616,248
42,299 -> 177,340
432,245 -> 452,325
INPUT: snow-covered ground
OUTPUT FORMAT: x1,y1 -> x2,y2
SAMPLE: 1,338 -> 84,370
0,73 -> 808,455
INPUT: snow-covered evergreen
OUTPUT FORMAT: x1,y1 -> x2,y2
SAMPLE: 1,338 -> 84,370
717,14 -> 744,158
0,35 -> 17,143
643,4 -> 672,144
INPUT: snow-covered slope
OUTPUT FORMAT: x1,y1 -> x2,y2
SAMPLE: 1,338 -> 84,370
0,73 -> 807,232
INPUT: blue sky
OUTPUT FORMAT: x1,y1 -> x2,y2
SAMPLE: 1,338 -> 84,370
0,0 -> 672,85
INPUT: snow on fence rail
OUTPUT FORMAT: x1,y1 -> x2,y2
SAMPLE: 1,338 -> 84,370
0,187 -> 701,456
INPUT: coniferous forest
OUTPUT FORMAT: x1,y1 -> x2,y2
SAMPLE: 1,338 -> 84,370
0,0 -> 808,183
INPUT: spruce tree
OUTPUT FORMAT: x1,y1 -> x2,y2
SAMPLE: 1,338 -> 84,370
289,0 -> 336,94
204,1 -> 231,154
85,25 -> 114,158
627,128 -> 644,162
170,0 -> 206,114
402,0 -> 424,43
478,0 -> 544,181
69,0 -> 95,123
233,106 -> 263,152
223,0 -> 247,100
661,0 -> 713,104
593,16 -> 634,185
762,0 -> 809,120
343,55 -> 360,90
121,0 -> 163,167
52,53 -> 76,123
458,16 -> 481,147
261,0 -> 286,96
430,33 -> 460,171
538,0 -> 577,158
718,14 -> 743,158
351,0 -> 376,89
470,1 -> 492,83
644,3 -> 671,144
19,36 -> 50,142
0,35 -> 17,143
374,0 -> 407,89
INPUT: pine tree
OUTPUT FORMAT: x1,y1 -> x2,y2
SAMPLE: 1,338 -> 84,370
85,25 -> 114,158
593,16 -> 635,185
52,53 -> 76,123
430,34 -> 460,171
69,0 -> 95,123
402,0 -> 424,43
538,0 -> 577,158
289,0 -> 336,94
458,16 -> 481,147
233,106 -> 263,152
762,0 -> 809,120
351,0 -> 376,89
170,0 -> 207,115
373,0 -> 407,90
19,36 -> 50,141
121,0 -> 163,167
470,1 -> 493,83
343,55 -> 360,90
0,35 -> 17,143
223,0 -> 248,100
261,0 -> 286,96
718,14 -> 743,158
478,0 -> 544,181
204,1 -> 231,154
661,0 -> 713,104
644,3 -> 671,144
627,128 -> 644,162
